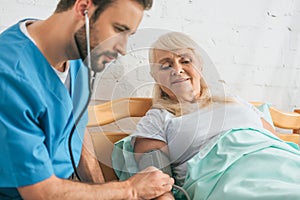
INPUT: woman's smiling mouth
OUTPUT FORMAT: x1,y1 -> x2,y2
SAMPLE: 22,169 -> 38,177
172,77 -> 191,84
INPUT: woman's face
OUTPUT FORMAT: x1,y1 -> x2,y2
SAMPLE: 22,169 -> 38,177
152,48 -> 202,102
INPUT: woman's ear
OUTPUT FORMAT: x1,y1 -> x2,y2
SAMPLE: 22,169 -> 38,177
150,72 -> 154,78
150,71 -> 157,81
196,56 -> 203,71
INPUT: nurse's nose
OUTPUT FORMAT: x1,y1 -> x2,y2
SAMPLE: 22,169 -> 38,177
115,34 -> 127,56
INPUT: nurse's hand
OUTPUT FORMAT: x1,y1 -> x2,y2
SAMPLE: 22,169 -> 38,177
126,166 -> 174,200
155,192 -> 175,200
18,168 -> 173,199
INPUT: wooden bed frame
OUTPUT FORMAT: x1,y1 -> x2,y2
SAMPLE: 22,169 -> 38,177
87,98 -> 300,181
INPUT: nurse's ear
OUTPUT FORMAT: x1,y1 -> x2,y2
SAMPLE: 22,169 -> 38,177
73,0 -> 94,19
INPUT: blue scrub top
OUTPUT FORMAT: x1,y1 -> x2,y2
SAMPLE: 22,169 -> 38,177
0,20 -> 89,198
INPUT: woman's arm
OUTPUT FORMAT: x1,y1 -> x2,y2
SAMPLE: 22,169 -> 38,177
134,137 -> 174,200
134,137 -> 169,161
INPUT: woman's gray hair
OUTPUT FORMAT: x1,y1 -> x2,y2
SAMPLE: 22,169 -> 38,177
149,32 -> 202,76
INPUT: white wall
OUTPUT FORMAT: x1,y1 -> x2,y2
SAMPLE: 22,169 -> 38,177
0,0 -> 57,29
1,0 -> 299,111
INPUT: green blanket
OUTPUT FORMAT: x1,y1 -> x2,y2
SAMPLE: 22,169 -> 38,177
112,128 -> 300,200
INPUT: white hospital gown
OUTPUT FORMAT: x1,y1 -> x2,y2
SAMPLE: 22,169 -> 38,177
131,102 -> 264,185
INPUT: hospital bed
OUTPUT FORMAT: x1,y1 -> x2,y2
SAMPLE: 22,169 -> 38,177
87,98 -> 300,182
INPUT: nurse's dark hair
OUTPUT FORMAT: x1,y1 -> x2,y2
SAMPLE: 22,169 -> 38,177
55,0 -> 152,21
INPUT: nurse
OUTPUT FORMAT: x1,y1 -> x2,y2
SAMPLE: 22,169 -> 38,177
0,0 -> 174,199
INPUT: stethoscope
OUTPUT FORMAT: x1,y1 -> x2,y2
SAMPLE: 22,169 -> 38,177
68,9 -> 95,181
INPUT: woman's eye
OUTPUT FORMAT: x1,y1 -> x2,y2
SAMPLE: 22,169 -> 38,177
161,63 -> 172,70
181,59 -> 191,64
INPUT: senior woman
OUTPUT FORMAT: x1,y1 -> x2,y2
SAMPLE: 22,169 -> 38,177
113,32 -> 300,200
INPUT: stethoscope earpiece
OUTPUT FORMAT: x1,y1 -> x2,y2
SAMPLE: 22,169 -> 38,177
84,9 -> 92,71
84,9 -> 88,17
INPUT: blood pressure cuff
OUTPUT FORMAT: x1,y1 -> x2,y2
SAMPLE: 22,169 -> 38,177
138,149 -> 173,176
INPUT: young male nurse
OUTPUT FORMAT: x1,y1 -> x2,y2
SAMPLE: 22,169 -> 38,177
0,0 -> 174,199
